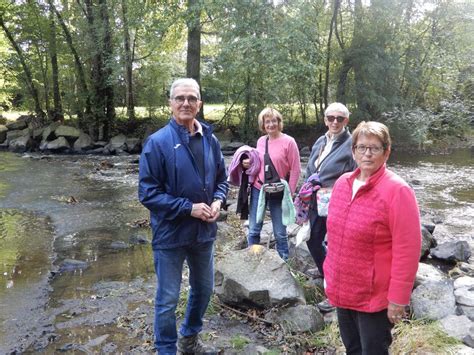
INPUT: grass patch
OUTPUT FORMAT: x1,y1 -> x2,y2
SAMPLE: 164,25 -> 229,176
307,321 -> 344,352
391,318 -> 461,353
230,335 -> 250,350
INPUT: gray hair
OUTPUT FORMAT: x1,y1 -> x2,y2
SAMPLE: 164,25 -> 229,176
170,78 -> 201,99
325,102 -> 350,118
352,121 -> 392,150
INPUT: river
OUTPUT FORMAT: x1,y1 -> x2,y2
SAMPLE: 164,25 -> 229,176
0,149 -> 472,353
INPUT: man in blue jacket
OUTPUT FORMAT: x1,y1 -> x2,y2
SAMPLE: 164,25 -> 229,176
139,78 -> 228,354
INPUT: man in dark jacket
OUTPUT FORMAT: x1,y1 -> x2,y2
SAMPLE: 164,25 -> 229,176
139,78 -> 228,354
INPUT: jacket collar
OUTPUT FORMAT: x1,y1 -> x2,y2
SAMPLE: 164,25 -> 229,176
170,117 -> 213,143
348,163 -> 387,190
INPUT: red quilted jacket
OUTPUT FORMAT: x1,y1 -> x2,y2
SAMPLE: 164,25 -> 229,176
324,165 -> 421,312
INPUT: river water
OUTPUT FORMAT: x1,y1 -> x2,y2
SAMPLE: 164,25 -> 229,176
0,149 -> 472,353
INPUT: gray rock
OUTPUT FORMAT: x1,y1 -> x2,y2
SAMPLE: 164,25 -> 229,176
73,133 -> 94,152
55,125 -> 81,138
421,225 -> 436,259
6,127 -> 30,142
9,135 -> 34,152
46,137 -> 70,151
455,286 -> 474,307
455,277 -> 474,290
6,117 -> 28,130
463,334 -> 474,348
215,246 -> 306,308
414,262 -> 446,287
109,241 -> 129,250
125,137 -> 141,153
431,241 -> 471,262
264,304 -> 324,333
109,134 -> 127,150
59,259 -> 88,272
288,237 -> 315,274
459,305 -> 474,321
32,127 -> 44,139
411,280 -> 456,320
42,122 -> 60,141
439,315 -> 473,341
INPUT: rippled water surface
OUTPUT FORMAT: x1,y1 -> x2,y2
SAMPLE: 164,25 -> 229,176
0,149 -> 472,352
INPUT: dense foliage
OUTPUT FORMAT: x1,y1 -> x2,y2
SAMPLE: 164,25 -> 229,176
0,0 -> 472,144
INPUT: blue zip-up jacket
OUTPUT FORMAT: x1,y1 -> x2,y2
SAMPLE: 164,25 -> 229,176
305,128 -> 357,188
138,118 -> 229,250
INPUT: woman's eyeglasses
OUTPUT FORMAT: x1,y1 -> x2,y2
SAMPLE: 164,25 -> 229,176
172,95 -> 199,105
326,115 -> 346,123
354,145 -> 384,154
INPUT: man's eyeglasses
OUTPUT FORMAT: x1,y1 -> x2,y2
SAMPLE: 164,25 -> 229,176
326,115 -> 346,123
172,95 -> 199,105
354,145 -> 385,154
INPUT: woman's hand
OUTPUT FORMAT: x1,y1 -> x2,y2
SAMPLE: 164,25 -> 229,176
241,158 -> 250,169
387,302 -> 406,324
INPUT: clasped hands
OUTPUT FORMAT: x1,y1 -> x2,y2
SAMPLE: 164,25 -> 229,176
191,200 -> 221,222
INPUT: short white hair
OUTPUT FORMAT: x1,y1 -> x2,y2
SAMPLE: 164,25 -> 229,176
325,102 -> 350,117
170,78 -> 201,99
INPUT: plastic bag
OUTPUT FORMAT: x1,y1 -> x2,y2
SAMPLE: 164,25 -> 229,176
295,222 -> 311,247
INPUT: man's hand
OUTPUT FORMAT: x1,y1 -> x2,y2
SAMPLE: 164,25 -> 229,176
207,199 -> 222,222
191,203 -> 213,221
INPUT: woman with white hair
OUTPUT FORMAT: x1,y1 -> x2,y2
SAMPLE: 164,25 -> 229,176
305,103 -> 357,310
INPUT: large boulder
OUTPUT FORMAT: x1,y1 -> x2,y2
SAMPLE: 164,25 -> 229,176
46,136 -> 70,151
73,132 -> 94,152
454,276 -> 474,307
109,134 -> 127,151
411,280 -> 456,320
431,241 -> 472,263
42,122 -> 61,141
264,304 -> 324,333
414,262 -> 446,287
125,137 -> 141,154
215,245 -> 306,308
55,125 -> 81,139
6,127 -> 30,143
8,135 -> 34,152
439,315 -> 474,345
5,116 -> 28,130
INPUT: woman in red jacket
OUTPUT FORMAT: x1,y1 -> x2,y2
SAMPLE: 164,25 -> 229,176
324,121 -> 421,354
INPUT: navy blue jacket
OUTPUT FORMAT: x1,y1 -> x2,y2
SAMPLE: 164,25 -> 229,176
138,118 -> 229,250
305,128 -> 357,188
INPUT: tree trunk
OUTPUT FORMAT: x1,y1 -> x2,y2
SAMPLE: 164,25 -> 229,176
323,0 -> 340,109
100,0 -> 115,140
121,0 -> 135,122
0,15 -> 45,122
49,7 -> 63,121
186,0 -> 203,120
51,0 -> 92,125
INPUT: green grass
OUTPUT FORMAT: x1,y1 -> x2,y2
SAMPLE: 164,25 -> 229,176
391,318 -> 461,354
230,335 -> 250,350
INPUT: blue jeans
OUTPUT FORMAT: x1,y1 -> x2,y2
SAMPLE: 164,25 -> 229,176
247,186 -> 289,260
153,241 -> 214,354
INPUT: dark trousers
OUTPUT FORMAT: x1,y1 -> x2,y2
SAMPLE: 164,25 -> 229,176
337,307 -> 394,355
306,210 -> 327,276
